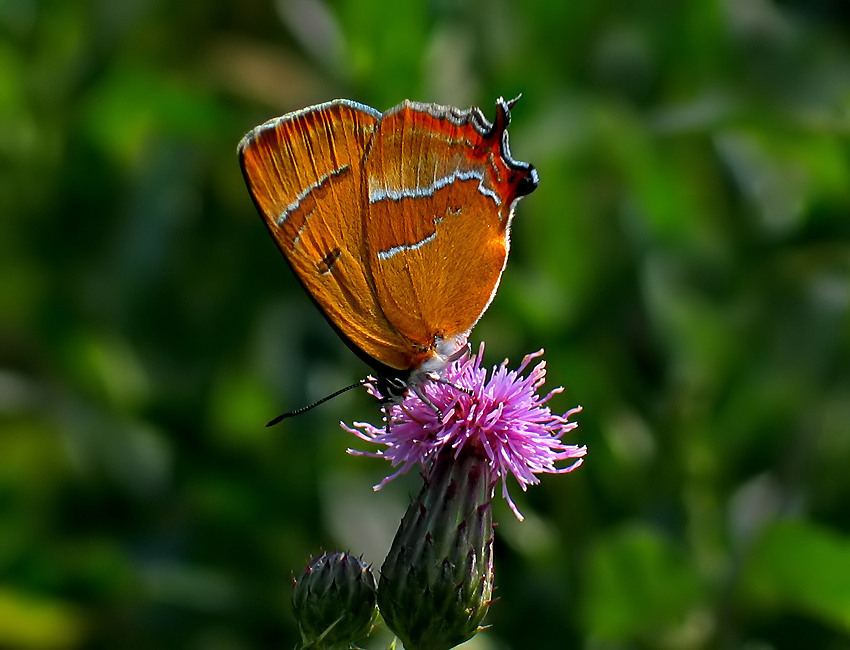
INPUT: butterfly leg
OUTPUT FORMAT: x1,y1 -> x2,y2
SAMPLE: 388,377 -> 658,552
425,371 -> 473,397
411,383 -> 443,419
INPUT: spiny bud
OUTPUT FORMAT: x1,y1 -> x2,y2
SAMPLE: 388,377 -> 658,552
378,447 -> 495,650
291,551 -> 378,649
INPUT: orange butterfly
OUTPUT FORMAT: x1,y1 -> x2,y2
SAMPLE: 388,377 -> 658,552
238,97 -> 537,419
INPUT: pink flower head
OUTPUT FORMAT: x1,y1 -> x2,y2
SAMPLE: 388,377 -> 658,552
344,343 -> 587,519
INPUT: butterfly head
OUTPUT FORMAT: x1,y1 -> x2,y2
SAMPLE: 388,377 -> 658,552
372,334 -> 471,437
375,333 -> 469,403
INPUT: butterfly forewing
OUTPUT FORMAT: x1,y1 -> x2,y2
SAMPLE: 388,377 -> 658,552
238,100 -> 418,371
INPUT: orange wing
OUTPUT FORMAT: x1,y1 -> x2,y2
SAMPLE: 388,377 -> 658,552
239,98 -> 537,376
238,100 -> 418,371
363,98 -> 538,350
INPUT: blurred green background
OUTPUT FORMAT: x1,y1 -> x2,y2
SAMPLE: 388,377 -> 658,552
2,0 -> 849,648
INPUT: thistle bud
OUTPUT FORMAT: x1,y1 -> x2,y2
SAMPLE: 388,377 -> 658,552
378,447 -> 495,650
291,551 -> 378,649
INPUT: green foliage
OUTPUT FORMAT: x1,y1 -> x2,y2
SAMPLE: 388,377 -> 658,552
740,521 -> 850,633
2,0 -> 849,648
583,525 -> 704,642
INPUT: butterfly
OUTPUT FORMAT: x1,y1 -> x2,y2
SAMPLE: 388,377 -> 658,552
238,96 -> 537,422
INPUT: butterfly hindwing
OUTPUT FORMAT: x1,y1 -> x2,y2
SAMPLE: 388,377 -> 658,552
363,99 -> 534,348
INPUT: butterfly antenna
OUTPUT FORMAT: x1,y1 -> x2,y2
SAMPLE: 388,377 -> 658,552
266,379 -> 367,427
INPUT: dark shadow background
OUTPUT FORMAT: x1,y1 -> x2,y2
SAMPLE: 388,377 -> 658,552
2,0 -> 849,647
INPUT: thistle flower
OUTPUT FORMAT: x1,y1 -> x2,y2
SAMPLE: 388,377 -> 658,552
344,343 -> 587,520
291,551 -> 378,649
378,445 -> 495,649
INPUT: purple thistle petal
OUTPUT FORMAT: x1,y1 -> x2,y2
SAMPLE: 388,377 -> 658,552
343,343 -> 587,520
